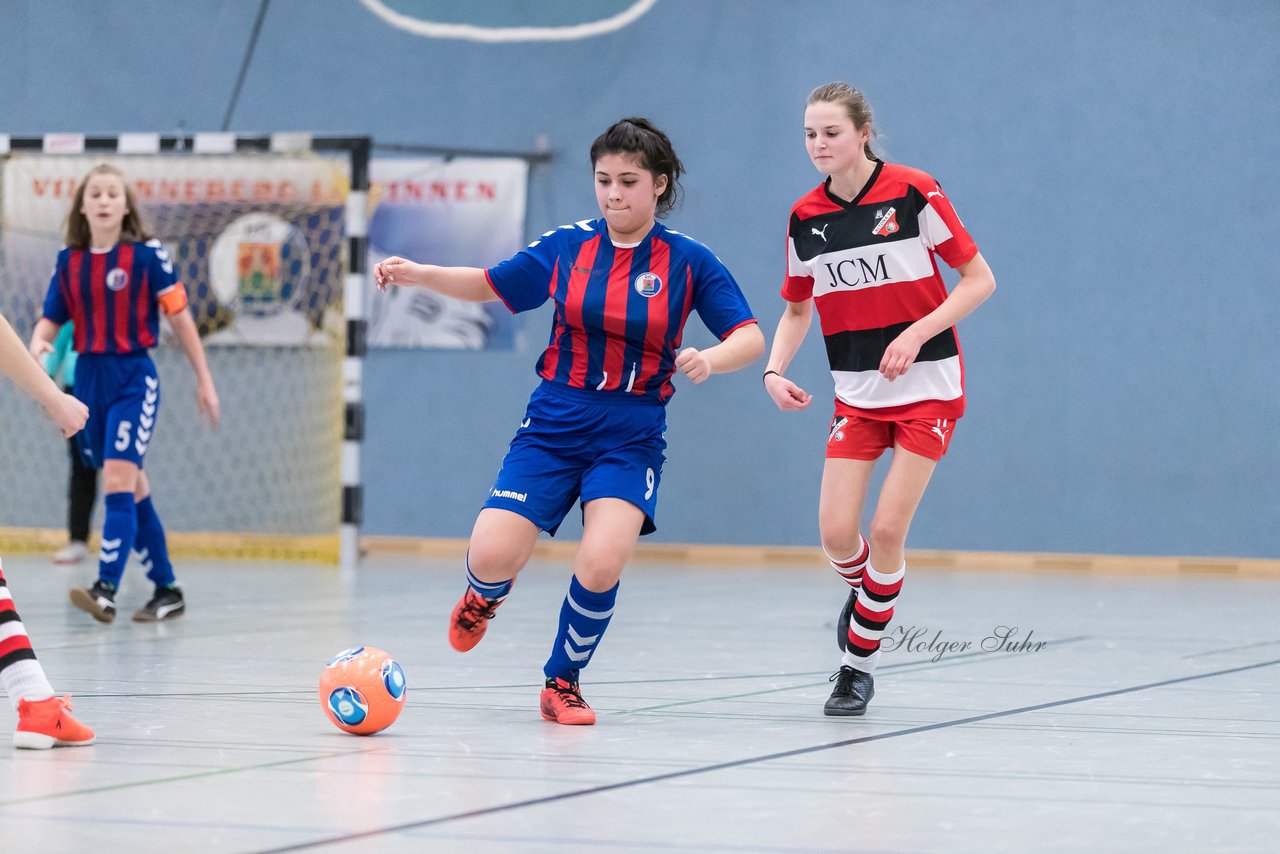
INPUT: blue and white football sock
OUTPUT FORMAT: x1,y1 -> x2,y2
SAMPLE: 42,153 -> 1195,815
98,492 -> 137,589
465,552 -> 513,602
543,575 -> 618,683
133,495 -> 176,588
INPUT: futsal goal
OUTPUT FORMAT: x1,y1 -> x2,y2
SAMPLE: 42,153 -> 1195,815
0,133 -> 370,570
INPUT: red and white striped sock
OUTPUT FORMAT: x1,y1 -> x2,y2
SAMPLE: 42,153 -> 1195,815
826,535 -> 869,588
0,559 -> 55,711
842,560 -> 906,673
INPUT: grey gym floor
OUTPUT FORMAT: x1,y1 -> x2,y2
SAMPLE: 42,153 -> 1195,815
0,553 -> 1276,853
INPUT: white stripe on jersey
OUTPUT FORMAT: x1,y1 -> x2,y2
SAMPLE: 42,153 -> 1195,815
786,234 -> 807,277
919,201 -> 954,251
833,355 -> 963,410
794,236 -> 936,295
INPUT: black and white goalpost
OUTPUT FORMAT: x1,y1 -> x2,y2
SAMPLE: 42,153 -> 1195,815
0,132 -> 370,573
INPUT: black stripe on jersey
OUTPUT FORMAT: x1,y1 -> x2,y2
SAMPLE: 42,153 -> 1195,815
824,321 -> 958,373
791,184 -> 928,263
1,648 -> 38,670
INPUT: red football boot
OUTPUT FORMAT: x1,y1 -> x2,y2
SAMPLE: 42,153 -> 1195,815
448,588 -> 504,652
539,677 -> 596,726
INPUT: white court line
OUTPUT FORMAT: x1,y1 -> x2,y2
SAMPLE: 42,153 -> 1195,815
358,0 -> 657,42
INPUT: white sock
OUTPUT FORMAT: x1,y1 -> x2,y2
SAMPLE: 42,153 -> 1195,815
2,660 -> 55,711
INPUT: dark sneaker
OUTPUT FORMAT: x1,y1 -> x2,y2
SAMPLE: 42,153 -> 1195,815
448,588 -> 503,652
824,666 -> 875,716
69,580 -> 117,623
539,676 -> 596,726
133,585 -> 185,622
837,587 -> 858,652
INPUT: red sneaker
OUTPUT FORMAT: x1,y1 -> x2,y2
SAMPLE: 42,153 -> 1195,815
539,677 -> 596,726
447,588 -> 504,652
14,695 -> 96,749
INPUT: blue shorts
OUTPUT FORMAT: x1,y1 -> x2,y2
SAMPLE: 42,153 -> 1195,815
483,381 -> 667,536
73,352 -> 160,469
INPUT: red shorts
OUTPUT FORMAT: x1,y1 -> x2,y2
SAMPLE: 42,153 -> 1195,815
825,413 -> 957,461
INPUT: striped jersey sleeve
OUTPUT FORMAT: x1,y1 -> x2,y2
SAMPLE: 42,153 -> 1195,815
486,222 -> 585,313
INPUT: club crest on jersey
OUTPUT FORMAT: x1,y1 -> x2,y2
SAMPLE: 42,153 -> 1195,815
634,272 -> 663,298
872,207 -> 899,237
106,268 -> 130,292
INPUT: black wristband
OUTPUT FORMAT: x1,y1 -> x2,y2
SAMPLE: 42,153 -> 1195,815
763,370 -> 781,383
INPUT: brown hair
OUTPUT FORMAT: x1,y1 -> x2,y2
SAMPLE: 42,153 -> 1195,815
807,82 -> 881,162
64,163 -> 151,249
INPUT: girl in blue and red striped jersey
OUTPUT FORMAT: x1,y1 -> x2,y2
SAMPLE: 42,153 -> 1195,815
763,83 -> 996,716
0,307 -> 95,748
376,118 -> 764,725
29,163 -> 220,625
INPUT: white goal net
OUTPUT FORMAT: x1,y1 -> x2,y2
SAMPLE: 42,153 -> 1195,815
0,139 -> 362,561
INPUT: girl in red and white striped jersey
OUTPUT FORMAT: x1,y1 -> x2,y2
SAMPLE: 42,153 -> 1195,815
763,82 -> 996,716
0,309 -> 96,748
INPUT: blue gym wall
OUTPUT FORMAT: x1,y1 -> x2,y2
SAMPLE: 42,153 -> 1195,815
1,1 -> 1277,558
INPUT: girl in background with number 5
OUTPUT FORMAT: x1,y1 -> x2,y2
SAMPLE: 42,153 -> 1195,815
30,164 -> 220,625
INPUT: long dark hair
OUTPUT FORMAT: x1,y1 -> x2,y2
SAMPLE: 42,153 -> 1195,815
589,117 -> 684,218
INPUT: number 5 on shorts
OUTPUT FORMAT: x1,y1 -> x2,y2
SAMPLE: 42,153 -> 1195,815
115,421 -> 133,452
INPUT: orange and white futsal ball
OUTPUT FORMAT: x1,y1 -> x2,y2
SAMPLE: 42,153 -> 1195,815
318,646 -> 406,735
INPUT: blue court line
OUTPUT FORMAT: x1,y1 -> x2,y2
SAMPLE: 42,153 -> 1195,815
1182,638 -> 1280,659
255,656 -> 1280,852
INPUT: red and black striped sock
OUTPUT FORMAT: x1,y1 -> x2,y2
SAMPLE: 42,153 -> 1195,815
826,535 -> 870,588
843,560 -> 905,673
0,559 -> 55,710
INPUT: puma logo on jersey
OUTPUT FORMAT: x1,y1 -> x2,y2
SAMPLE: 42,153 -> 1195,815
811,223 -> 829,241
927,188 -> 945,200
872,207 -> 899,236
931,419 -> 951,445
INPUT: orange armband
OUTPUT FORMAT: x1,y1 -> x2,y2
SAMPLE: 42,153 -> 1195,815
157,283 -> 189,316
